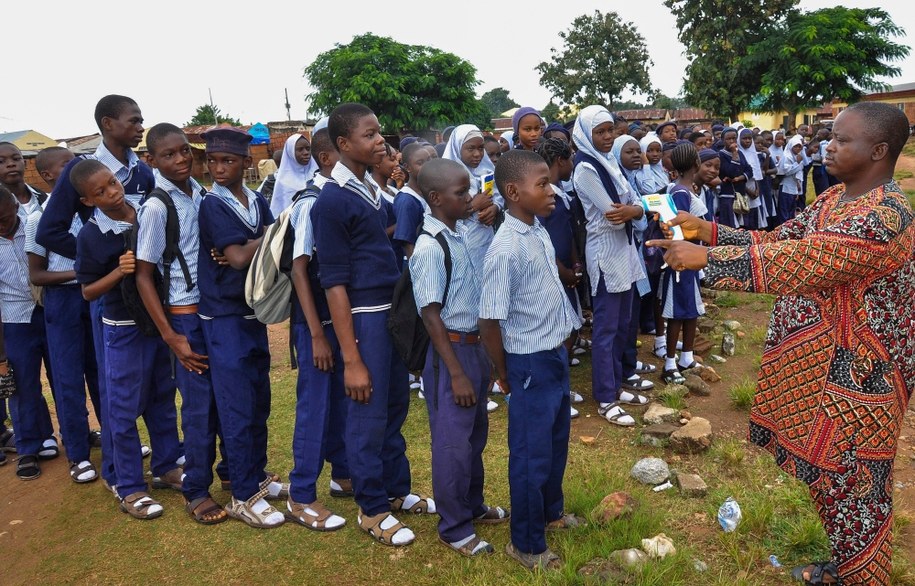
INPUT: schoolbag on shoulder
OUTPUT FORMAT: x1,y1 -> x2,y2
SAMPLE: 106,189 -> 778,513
121,188 -> 193,337
387,230 -> 452,373
245,186 -> 318,324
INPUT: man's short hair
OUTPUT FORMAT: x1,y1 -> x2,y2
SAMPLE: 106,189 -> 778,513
845,102 -> 910,161
94,95 -> 138,131
328,103 -> 374,152
146,123 -> 186,155
494,149 -> 544,195
69,159 -> 108,197
35,147 -> 71,174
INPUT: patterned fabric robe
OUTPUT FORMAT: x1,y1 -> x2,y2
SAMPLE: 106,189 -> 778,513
704,181 -> 915,585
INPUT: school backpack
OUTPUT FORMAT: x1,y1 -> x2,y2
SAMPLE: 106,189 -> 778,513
386,230 -> 452,373
245,186 -> 318,325
121,188 -> 194,337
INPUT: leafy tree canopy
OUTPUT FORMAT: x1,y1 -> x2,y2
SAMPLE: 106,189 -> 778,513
304,33 -> 482,134
537,11 -> 654,108
748,6 -> 909,127
481,88 -> 519,118
664,0 -> 799,120
187,104 -> 241,127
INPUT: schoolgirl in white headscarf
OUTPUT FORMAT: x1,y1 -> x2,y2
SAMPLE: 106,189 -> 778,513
634,132 -> 668,195
269,133 -> 311,216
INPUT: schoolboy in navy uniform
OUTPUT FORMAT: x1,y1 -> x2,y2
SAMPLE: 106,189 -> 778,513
411,158 -> 509,558
312,103 -> 435,547
0,187 -> 57,480
286,127 -> 349,531
26,146 -> 104,483
196,126 -> 286,528
392,142 -> 433,260
37,94 -> 156,493
134,123 -> 229,525
72,159 -> 182,518
479,149 -> 582,570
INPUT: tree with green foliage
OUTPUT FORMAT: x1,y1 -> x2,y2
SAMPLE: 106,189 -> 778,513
664,0 -> 799,121
187,104 -> 241,127
481,88 -> 519,118
536,11 -> 653,109
304,33 -> 482,134
540,102 -> 562,124
747,6 -> 909,129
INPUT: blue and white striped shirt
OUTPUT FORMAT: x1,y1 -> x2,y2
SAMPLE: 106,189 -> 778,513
290,191 -> 317,261
572,160 -> 646,295
209,183 -> 262,231
16,185 -> 44,223
24,208 -> 81,284
0,219 -> 35,324
410,215 -> 481,333
330,161 -> 383,209
93,201 -> 137,236
95,141 -> 146,199
479,213 -> 580,354
136,175 -> 204,306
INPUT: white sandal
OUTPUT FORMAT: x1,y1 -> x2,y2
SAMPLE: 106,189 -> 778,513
598,402 -> 636,427
225,487 -> 285,528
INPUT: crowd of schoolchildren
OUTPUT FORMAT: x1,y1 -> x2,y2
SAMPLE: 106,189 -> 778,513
0,94 -> 834,569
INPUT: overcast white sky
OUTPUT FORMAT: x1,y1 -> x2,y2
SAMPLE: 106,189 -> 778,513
2,0 -> 912,139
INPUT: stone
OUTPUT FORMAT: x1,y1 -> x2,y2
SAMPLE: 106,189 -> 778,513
723,320 -> 742,331
683,375 -> 711,397
736,330 -> 746,339
662,383 -> 690,397
721,332 -> 736,356
700,287 -> 720,300
670,417 -> 713,454
639,424 -> 679,447
578,558 -> 632,584
693,559 -> 709,572
643,403 -> 681,425
679,409 -> 692,420
675,471 -> 709,497
610,548 -> 648,568
697,365 -> 722,383
630,457 -> 670,485
704,303 -> 721,318
591,492 -> 638,524
641,533 -> 677,559
708,354 -> 727,364
697,318 -> 717,334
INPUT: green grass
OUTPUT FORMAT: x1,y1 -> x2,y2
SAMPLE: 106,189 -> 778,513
903,139 -> 915,159
896,170 -> 915,181
656,385 -> 689,411
906,190 -> 915,208
716,292 -> 742,308
728,378 -> 757,410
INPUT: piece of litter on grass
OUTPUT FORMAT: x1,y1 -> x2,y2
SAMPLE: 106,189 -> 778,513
0,531 -> 8,537
9,520 -> 22,525
769,554 -> 782,568
580,436 -> 595,445
652,481 -> 673,492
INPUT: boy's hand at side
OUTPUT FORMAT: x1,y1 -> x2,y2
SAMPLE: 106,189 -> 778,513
451,373 -> 477,407
478,204 -> 498,226
558,264 -> 580,289
210,248 -> 230,266
344,358 -> 372,404
165,333 -> 208,374
311,333 -> 334,373
118,250 -> 136,275
604,203 -> 640,224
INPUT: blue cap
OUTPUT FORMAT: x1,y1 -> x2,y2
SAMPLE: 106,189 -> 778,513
201,126 -> 252,156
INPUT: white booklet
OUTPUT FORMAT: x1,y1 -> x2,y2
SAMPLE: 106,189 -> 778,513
640,193 -> 684,241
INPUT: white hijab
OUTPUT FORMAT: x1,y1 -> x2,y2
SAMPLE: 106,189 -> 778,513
738,128 -> 763,180
270,133 -> 310,215
301,116 -> 328,185
572,105 -> 631,198
768,131 -> 785,167
442,124 -> 495,195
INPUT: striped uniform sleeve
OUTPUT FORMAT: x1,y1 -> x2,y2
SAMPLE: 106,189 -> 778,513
291,197 -> 317,260
135,198 -> 168,264
478,237 -> 513,321
24,211 -> 47,258
408,235 -> 446,312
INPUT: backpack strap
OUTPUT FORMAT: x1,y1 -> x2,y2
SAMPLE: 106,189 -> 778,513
146,188 -> 194,304
421,230 -> 453,309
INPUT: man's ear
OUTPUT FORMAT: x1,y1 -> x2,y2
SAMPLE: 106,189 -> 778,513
871,142 -> 889,162
503,181 -> 519,203
336,136 -> 349,154
427,189 -> 441,207
79,195 -> 94,208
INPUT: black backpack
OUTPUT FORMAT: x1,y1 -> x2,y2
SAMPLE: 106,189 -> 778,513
121,188 -> 195,337
386,230 -> 452,373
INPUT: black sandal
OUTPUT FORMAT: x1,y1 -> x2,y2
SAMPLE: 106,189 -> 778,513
661,369 -> 686,385
677,361 -> 699,372
790,561 -> 840,584
16,454 -> 41,481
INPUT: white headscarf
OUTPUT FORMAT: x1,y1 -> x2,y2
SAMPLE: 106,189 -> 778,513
301,116 -> 329,185
442,124 -> 495,195
270,133 -> 311,215
572,105 -> 631,198
738,128 -> 763,180
499,131 -> 514,149
639,131 -> 661,154
768,131 -> 785,167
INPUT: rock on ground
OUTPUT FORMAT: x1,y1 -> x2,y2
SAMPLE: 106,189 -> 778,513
639,423 -> 680,447
591,492 -> 638,524
630,457 -> 670,485
643,403 -> 681,425
670,417 -> 713,454
683,374 -> 711,397
675,471 -> 709,497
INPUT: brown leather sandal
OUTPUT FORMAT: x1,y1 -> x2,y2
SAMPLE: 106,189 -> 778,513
389,493 -> 435,514
358,510 -> 414,546
285,499 -> 345,531
186,496 -> 228,525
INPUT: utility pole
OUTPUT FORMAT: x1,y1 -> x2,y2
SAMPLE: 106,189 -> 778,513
285,88 -> 291,121
209,88 -> 216,124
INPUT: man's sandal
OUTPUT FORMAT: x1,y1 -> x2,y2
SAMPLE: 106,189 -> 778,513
16,454 -> 40,480
225,489 -> 285,528
390,493 -> 436,514
598,402 -> 636,427
0,429 -> 16,453
661,369 -> 686,385
439,534 -> 494,557
677,361 -> 700,372
69,460 -> 97,483
634,361 -> 657,375
546,513 -> 584,531
120,491 -> 163,520
790,561 -> 840,584
505,542 -> 562,570
621,375 -> 655,392
358,510 -> 415,546
286,498 -> 346,531
260,475 -> 290,501
474,505 -> 510,524
151,467 -> 184,490
618,390 -> 650,406
38,437 -> 59,460
186,496 -> 228,525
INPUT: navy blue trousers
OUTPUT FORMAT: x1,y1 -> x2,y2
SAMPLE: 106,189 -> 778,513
104,324 -> 181,498
289,321 -> 349,504
203,315 -> 271,502
90,299 -> 116,485
44,285 -> 100,463
777,188 -> 799,227
717,197 -> 737,228
346,310 -> 411,516
812,165 -> 830,196
621,290 -> 641,378
171,313 -> 223,502
507,347 -> 570,554
5,307 -> 54,456
591,278 -> 633,404
423,338 -> 490,542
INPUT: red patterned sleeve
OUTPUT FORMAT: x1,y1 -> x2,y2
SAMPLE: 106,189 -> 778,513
705,196 -> 914,295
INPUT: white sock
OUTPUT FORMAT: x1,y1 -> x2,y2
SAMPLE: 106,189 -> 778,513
654,336 -> 666,348
380,514 -> 415,545
74,460 -> 96,482
250,498 -> 284,525
450,534 -> 475,549
395,493 -> 436,514
665,357 -> 677,371
679,351 -> 694,367
266,481 -> 285,497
